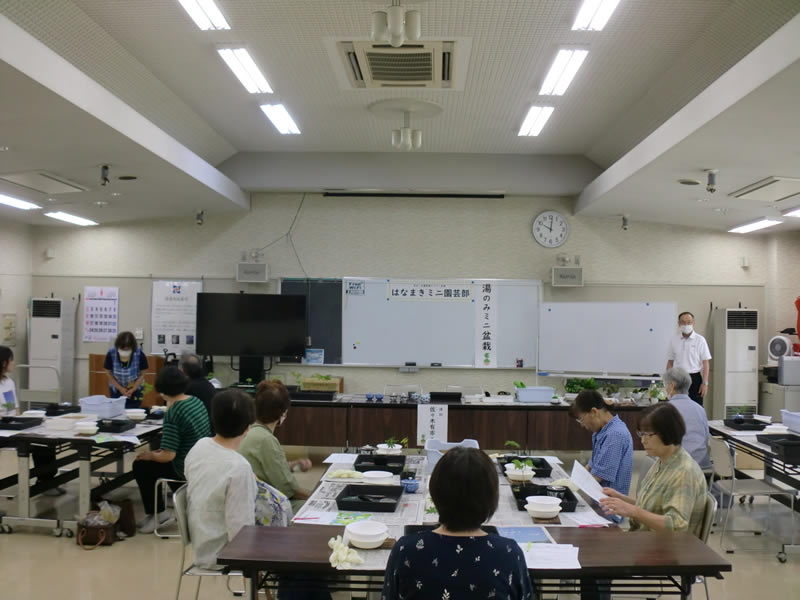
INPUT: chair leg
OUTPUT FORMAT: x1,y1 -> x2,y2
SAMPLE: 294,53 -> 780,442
175,572 -> 183,600
193,576 -> 202,600
703,576 -> 710,600
721,493 -> 734,553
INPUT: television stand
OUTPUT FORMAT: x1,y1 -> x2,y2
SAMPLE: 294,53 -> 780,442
238,356 -> 264,385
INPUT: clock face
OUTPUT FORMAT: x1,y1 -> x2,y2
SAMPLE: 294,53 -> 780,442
532,211 -> 569,248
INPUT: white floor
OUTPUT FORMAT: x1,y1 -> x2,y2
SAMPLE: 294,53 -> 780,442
0,449 -> 797,599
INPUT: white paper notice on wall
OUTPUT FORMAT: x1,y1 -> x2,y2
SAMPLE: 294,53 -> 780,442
83,286 -> 119,343
388,280 -> 473,302
150,280 -> 203,355
417,404 -> 448,446
475,281 -> 498,368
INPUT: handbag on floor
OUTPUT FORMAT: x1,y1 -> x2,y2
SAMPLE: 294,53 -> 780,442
76,511 -> 116,550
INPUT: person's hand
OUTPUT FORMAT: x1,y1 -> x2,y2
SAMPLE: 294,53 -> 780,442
599,497 -> 636,518
699,383 -> 708,397
601,487 -> 623,500
298,458 -> 312,472
124,388 -> 135,398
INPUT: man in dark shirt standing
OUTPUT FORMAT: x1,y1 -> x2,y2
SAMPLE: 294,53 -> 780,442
180,353 -> 217,431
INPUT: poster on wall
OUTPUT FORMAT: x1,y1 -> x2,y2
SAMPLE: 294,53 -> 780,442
150,280 -> 203,356
83,286 -> 119,343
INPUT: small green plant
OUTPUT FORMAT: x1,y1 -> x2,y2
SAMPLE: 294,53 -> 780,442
425,505 -> 439,515
142,381 -> 154,396
384,436 -> 408,448
245,377 -> 253,385
3,402 -> 15,414
564,378 -> 599,393
290,371 -> 303,387
511,458 -> 534,470
205,371 -> 214,380
311,373 -> 332,381
604,383 -> 620,396
504,440 -> 521,450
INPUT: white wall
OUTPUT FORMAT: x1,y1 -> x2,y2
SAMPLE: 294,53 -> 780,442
29,193 -> 774,397
0,220 -> 34,377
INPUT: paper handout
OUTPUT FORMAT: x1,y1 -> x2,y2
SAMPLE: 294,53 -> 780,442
570,461 -> 608,502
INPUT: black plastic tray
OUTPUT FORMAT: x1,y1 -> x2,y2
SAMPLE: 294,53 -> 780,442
354,454 -> 407,475
335,484 -> 404,513
500,456 -> 553,479
97,419 -> 136,433
45,405 -> 82,417
723,419 -> 766,431
0,416 -> 43,430
404,524 -> 498,535
510,483 -> 579,512
290,390 -> 336,402
756,433 -> 800,464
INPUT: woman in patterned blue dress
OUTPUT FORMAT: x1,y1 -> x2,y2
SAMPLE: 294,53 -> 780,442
383,447 -> 533,600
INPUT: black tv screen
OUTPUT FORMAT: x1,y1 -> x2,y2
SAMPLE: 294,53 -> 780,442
196,293 -> 306,357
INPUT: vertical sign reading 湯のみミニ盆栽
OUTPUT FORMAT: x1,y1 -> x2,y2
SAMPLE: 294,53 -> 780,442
475,282 -> 498,368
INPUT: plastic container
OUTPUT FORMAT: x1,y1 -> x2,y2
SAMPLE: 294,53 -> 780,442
354,454 -> 406,474
335,484 -> 403,513
424,438 -> 479,472
781,409 -> 800,434
516,387 -> 556,404
79,395 -> 125,419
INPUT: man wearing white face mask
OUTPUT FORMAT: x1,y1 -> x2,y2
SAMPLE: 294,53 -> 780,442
104,331 -> 149,408
666,312 -> 711,406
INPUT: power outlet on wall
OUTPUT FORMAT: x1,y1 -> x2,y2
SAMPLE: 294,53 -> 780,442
134,328 -> 144,341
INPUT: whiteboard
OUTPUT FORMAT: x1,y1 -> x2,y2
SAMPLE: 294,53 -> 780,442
342,278 -> 539,367
538,302 -> 676,375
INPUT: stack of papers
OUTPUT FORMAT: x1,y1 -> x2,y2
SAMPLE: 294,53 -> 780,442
570,461 -> 608,502
522,543 -> 581,570
323,453 -> 357,464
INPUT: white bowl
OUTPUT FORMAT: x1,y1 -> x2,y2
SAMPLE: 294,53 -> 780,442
345,521 -> 388,549
127,414 -> 146,422
22,410 -> 46,417
506,470 -> 534,483
376,443 -> 402,455
525,504 -> 562,520
525,495 -> 562,507
362,470 -> 393,484
75,426 -> 99,435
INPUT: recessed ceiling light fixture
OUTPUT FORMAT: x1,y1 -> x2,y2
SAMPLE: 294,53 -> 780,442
45,211 -> 98,226
539,49 -> 588,96
783,207 -> 800,218
572,0 -> 621,31
0,146 -> 9,152
260,104 -> 301,135
679,179 -> 701,186
94,200 -> 109,207
728,218 -> 782,234
0,193 -> 41,210
177,0 -> 230,30
518,106 -> 555,137
218,48 -> 273,94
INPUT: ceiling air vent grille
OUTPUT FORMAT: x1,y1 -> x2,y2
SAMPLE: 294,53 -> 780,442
727,310 -> 758,330
32,299 -> 62,318
365,50 -> 433,82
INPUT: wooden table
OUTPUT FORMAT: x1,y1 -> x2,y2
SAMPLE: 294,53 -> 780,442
218,524 -> 731,600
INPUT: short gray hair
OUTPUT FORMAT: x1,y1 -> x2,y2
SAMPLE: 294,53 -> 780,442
179,352 -> 203,379
663,367 -> 691,395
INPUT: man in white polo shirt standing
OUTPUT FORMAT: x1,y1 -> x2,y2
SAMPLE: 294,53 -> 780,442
666,311 -> 712,406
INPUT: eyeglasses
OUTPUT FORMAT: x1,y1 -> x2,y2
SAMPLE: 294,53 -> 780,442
637,431 -> 656,439
575,415 -> 586,425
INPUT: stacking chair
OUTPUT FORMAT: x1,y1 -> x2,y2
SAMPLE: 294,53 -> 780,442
708,437 -> 796,561
154,476 -> 183,538
173,484 -> 247,599
695,492 -> 718,599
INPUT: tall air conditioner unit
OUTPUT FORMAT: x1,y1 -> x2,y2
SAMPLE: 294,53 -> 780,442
28,298 -> 77,404
712,308 -> 759,419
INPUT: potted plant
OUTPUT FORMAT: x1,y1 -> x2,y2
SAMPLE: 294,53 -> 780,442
503,439 -> 522,463
377,436 -> 408,455
504,458 -> 535,483
563,377 -> 599,401
604,383 -> 620,400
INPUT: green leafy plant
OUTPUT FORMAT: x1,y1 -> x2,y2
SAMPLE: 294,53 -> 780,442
142,381 -> 154,396
384,436 -> 408,448
290,371 -> 303,387
205,371 -> 214,380
3,402 -> 15,414
604,383 -> 620,396
511,458 -> 534,470
311,373 -> 332,381
425,505 -> 439,515
504,440 -> 521,450
564,378 -> 599,393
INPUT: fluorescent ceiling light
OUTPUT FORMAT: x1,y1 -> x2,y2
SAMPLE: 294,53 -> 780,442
572,0 -> 621,31
518,106 -> 554,136
783,207 -> 800,218
539,49 -> 588,96
218,48 -> 273,94
0,193 -> 41,210
45,211 -> 98,226
177,0 -> 230,30
260,104 -> 301,135
728,218 -> 782,234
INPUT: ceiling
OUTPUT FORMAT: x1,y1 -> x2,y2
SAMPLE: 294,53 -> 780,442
0,60 -> 247,226
1,0 -> 800,229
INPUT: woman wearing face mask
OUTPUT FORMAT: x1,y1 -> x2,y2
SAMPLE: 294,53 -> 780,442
238,380 -> 312,513
104,331 -> 149,408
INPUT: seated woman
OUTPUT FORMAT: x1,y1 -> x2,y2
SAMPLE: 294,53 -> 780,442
238,380 -> 313,513
185,389 -> 256,569
570,389 -> 634,495
599,402 -> 707,537
133,366 -> 211,533
383,447 -> 533,600
104,331 -> 149,409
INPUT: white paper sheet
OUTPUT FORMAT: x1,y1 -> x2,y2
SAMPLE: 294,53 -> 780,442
323,453 -> 357,464
534,455 -> 564,465
570,461 -> 608,502
523,543 -> 581,570
560,510 -> 611,527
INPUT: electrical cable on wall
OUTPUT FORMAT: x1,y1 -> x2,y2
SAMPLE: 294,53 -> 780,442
254,193 -> 309,277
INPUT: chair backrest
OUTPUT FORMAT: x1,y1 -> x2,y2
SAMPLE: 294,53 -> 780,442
631,455 -> 656,497
384,384 -> 423,397
173,483 -> 191,546
699,492 -> 717,543
708,437 -> 735,479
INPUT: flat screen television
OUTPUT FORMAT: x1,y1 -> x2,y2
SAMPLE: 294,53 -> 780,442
196,293 -> 306,357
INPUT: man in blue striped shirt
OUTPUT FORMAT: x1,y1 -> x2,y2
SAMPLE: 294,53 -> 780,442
571,390 -> 634,495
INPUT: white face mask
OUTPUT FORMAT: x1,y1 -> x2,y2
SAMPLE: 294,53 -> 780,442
118,349 -> 132,360
679,324 -> 693,335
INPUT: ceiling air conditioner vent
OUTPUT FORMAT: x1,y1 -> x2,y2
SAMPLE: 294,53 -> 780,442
730,176 -> 800,204
334,40 -> 467,90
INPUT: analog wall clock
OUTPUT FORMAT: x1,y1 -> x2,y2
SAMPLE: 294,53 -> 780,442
532,210 -> 569,248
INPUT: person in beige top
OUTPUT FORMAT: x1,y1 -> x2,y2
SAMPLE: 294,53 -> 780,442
238,380 -> 313,513
599,403 -> 707,537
